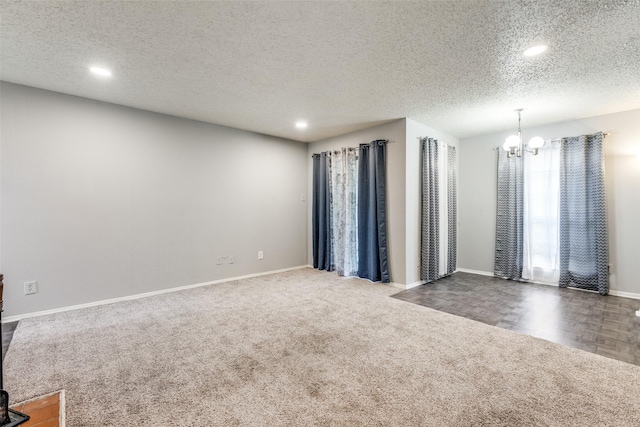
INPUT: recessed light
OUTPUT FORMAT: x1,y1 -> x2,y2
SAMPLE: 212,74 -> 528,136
295,121 -> 308,129
89,66 -> 112,77
523,45 -> 548,57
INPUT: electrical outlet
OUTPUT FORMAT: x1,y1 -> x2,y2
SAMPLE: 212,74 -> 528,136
636,310 -> 640,317
258,251 -> 264,260
24,281 -> 37,295
217,256 -> 235,265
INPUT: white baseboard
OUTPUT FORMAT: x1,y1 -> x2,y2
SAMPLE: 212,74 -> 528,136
9,264 -> 636,324
389,280 -> 423,290
405,280 -> 424,290
2,265 -> 310,323
455,268 -> 494,277
609,289 -> 640,300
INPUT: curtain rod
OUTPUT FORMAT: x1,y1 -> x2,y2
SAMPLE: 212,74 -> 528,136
365,139 -> 390,146
492,132 -> 610,150
549,132 -> 610,143
310,139 -> 389,157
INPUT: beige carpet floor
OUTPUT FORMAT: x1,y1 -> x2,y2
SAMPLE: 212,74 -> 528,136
4,268 -> 640,426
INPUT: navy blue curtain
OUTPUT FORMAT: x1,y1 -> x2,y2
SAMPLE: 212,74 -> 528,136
357,140 -> 390,283
312,152 -> 332,271
559,132 -> 608,295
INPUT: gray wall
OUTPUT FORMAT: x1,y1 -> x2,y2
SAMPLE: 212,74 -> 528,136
458,108 -> 640,295
5,79 -> 637,319
1,82 -> 308,317
307,119 -> 407,285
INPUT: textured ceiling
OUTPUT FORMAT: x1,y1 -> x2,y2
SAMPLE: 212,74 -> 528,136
1,1 -> 639,142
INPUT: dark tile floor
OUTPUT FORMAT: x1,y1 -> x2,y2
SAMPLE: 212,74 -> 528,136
392,272 -> 640,366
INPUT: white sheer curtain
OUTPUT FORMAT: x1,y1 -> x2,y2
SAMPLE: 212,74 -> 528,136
330,147 -> 359,276
523,142 -> 560,283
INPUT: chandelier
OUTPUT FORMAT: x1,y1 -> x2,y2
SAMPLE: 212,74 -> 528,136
502,109 -> 544,157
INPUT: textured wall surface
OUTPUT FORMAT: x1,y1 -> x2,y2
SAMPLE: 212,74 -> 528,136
458,108 -> 640,295
1,82 -> 308,317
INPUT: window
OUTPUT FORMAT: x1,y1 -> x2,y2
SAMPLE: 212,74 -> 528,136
523,143 -> 560,283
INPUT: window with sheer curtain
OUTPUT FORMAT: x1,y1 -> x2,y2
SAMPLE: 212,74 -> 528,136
312,141 -> 390,283
522,142 -> 560,284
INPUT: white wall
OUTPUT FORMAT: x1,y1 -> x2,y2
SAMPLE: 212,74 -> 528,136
405,118 -> 459,285
459,108 -> 640,295
307,119 -> 407,284
1,82 -> 308,317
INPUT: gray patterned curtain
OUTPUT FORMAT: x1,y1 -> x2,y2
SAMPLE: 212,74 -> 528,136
357,140 -> 390,283
421,139 -> 457,282
495,149 -> 524,280
421,137 -> 439,282
559,132 -> 608,295
312,152 -> 332,271
447,146 -> 457,275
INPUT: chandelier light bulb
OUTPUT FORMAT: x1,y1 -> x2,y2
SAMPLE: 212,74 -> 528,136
505,134 -> 521,148
503,109 -> 541,156
528,136 -> 545,149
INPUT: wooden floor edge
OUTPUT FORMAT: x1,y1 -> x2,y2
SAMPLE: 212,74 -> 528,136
11,389 -> 65,427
